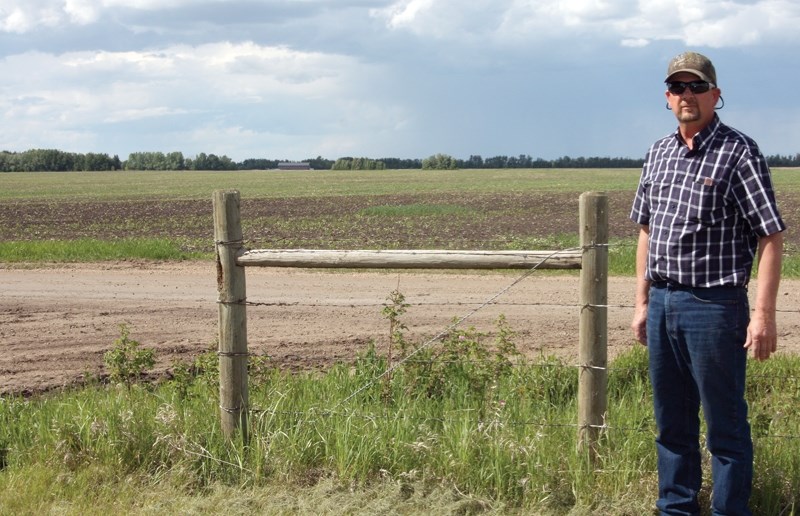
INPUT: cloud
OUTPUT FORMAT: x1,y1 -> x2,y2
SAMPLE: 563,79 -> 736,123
0,0 -> 228,33
372,0 -> 800,48
0,40 -> 410,158
1,1 -> 799,161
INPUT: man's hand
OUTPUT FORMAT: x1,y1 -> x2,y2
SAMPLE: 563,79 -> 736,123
631,305 -> 648,345
745,311 -> 777,361
631,225 -> 650,346
746,231 -> 783,361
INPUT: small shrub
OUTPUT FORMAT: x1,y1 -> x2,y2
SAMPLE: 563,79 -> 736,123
103,324 -> 155,388
169,359 -> 194,400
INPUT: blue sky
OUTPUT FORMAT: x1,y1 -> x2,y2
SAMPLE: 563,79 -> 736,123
1,0 -> 799,162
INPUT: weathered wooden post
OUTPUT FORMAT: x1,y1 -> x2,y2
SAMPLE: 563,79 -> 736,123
212,190 -> 249,442
578,191 -> 608,459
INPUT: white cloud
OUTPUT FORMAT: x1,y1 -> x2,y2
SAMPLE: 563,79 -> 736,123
0,41 -> 409,158
0,2 -> 61,32
0,0 -> 215,33
373,0 -> 800,47
63,0 -> 100,25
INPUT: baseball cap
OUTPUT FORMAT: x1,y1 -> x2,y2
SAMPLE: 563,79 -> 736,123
665,51 -> 717,85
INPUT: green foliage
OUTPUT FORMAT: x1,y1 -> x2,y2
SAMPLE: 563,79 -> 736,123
331,157 -> 386,170
422,153 -> 458,170
382,288 -> 410,356
381,292 -> 523,406
125,151 -> 186,171
0,148 -> 121,172
103,324 -> 156,388
1,345 -> 799,513
186,152 -> 237,171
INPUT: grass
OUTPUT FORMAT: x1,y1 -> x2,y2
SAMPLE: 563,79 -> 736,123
0,168 -> 646,201
359,203 -> 476,217
0,238 -> 205,262
2,167 -> 797,201
0,342 -> 797,514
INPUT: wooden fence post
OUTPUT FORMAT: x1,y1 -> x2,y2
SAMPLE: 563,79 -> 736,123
212,190 -> 249,442
578,191 -> 608,459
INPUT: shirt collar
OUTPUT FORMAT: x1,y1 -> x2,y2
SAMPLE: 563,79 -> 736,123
673,113 -> 721,151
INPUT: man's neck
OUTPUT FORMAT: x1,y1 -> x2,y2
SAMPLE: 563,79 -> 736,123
679,118 -> 712,150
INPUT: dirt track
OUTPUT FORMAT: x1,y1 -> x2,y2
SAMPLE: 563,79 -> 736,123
2,262 -> 799,395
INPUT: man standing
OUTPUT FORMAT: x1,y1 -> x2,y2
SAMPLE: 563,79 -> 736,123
630,51 -> 785,515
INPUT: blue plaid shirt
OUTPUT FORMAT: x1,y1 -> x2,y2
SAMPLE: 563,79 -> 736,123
630,114 -> 785,287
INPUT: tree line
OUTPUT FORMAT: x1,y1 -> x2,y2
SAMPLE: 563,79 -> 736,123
3,148 -> 800,172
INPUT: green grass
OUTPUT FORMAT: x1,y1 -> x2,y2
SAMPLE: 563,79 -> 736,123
0,238 -> 208,262
0,168 -> 646,201
0,344 -> 797,514
359,203 -> 476,217
2,167 -> 797,201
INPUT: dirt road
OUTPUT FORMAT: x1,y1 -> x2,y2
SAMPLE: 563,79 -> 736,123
2,262 -> 799,395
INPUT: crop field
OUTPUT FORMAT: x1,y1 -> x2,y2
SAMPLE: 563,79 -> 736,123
2,167 -> 800,270
0,169 -> 643,257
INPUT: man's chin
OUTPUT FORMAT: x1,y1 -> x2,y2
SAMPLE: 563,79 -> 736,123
677,110 -> 701,123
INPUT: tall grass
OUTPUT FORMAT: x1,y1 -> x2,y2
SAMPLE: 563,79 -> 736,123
1,341 -> 798,514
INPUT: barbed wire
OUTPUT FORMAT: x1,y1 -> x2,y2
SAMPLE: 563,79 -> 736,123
326,247 -> 587,412
231,240 -> 800,442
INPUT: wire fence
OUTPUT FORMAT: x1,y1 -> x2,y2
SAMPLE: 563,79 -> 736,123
232,240 -> 800,443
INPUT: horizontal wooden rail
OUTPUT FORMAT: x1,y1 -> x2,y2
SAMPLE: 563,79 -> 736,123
236,249 -> 582,270
213,189 -> 607,455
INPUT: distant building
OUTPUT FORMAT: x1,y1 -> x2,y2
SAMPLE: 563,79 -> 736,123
277,162 -> 312,170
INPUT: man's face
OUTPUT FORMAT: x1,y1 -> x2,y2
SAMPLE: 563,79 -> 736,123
665,71 -> 720,126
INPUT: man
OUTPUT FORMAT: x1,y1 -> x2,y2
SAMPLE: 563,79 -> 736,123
630,51 -> 785,515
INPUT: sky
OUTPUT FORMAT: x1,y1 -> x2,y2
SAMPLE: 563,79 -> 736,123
1,0 -> 799,162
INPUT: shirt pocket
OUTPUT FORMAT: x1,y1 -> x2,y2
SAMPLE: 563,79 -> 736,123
686,176 -> 726,226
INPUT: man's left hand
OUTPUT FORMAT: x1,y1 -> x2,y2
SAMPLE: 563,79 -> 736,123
745,312 -> 778,361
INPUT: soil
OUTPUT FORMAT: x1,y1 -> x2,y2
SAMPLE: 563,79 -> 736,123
2,262 -> 800,396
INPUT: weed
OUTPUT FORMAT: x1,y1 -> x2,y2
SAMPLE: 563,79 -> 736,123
103,324 -> 156,388
382,286 -> 410,393
169,359 -> 194,401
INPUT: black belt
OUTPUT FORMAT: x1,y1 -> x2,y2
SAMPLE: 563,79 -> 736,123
651,280 -> 745,290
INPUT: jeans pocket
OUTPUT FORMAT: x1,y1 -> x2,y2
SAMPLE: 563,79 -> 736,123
684,288 -> 747,332
688,287 -> 739,305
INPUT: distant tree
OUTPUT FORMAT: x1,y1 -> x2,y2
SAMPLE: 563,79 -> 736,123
332,157 -> 386,170
422,153 -> 457,170
238,158 -> 279,169
166,151 -> 185,170
187,152 -> 236,171
378,157 -> 421,169
766,154 -> 800,167
305,156 -> 334,170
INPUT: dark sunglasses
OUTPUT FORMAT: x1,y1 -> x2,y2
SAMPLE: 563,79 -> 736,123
666,80 -> 714,95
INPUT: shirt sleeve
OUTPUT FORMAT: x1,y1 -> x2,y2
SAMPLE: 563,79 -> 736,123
732,149 -> 786,237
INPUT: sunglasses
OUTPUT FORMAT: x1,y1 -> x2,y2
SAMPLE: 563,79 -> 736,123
666,80 -> 714,95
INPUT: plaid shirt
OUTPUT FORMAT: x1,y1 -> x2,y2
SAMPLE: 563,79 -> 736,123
630,114 -> 785,287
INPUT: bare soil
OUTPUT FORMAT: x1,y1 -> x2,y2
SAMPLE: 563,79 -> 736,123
2,262 -> 800,396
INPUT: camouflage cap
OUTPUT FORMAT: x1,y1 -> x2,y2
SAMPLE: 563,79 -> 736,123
665,51 -> 717,85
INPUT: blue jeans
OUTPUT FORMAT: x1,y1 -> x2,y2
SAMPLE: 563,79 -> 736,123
647,283 -> 752,515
